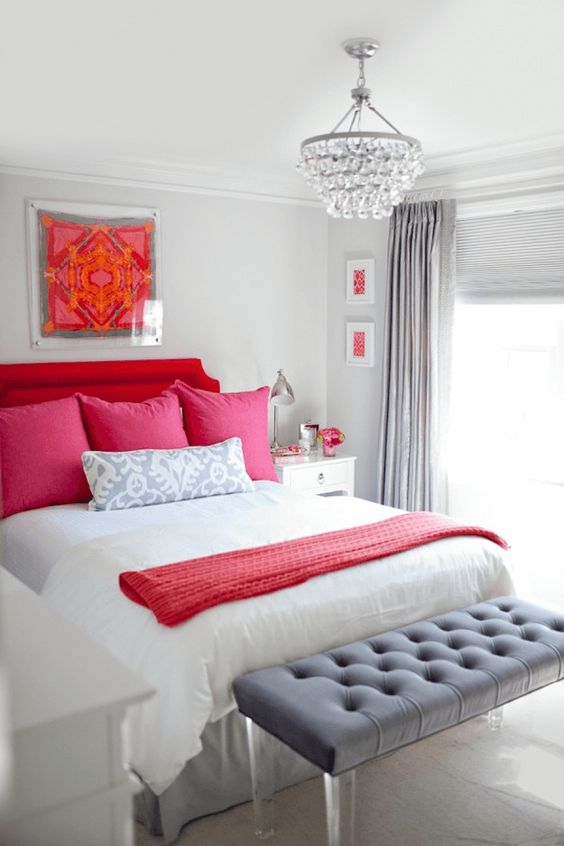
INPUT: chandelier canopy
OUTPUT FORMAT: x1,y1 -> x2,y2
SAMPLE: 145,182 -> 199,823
297,38 -> 425,219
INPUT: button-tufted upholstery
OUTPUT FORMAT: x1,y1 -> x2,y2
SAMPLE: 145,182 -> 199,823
233,597 -> 564,775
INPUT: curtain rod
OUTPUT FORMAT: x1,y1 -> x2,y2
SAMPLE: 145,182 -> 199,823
403,189 -> 448,203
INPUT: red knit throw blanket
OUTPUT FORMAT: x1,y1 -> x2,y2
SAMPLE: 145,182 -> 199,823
119,511 -> 508,627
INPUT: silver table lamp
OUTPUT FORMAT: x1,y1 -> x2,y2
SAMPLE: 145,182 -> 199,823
270,369 -> 295,449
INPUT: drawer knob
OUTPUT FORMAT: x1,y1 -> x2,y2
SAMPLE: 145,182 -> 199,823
317,472 -> 325,485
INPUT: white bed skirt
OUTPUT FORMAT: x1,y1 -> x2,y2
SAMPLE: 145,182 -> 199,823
136,708 -> 319,843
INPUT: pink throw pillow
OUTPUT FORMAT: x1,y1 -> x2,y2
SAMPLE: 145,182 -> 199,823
174,381 -> 278,482
78,393 -> 188,452
0,395 -> 92,518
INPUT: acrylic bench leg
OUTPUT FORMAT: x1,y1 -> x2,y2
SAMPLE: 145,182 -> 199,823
246,718 -> 275,839
324,770 -> 356,846
488,706 -> 504,730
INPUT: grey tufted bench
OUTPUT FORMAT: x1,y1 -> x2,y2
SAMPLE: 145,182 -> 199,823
233,596 -> 564,846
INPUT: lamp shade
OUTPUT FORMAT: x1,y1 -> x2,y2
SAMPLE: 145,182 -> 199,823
270,370 -> 294,407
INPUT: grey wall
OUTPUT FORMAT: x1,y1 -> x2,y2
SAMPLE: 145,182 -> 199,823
326,219 -> 389,500
0,173 -> 328,446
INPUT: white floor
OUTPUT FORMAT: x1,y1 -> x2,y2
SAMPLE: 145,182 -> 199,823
136,682 -> 564,846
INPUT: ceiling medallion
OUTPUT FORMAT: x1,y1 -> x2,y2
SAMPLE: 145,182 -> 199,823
297,38 -> 425,219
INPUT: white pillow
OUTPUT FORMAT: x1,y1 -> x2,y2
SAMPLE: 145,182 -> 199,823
82,437 -> 254,511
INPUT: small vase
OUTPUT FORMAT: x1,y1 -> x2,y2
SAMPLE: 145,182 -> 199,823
322,444 -> 337,457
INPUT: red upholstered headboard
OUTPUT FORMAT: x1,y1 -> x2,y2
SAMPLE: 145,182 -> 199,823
0,359 -> 220,407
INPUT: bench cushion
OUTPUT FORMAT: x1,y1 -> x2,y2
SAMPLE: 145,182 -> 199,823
233,597 -> 564,775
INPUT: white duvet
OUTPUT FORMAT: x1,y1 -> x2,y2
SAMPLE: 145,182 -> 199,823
29,483 -> 514,794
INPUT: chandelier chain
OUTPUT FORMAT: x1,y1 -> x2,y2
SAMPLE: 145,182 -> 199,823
357,59 -> 366,88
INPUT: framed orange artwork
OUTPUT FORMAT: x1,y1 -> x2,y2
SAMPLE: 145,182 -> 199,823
27,200 -> 162,349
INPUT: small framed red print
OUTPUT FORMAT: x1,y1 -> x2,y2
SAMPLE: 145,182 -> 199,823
346,322 -> 375,367
346,258 -> 375,304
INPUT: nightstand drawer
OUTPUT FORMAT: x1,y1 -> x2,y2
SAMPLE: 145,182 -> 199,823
275,454 -> 356,496
287,461 -> 350,492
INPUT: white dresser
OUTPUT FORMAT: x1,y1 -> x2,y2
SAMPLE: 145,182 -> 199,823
274,452 -> 356,496
0,569 -> 154,846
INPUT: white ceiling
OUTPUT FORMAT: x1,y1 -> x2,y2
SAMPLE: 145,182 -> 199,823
3,0 -> 564,198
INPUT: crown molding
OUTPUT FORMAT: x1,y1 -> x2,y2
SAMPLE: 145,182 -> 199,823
424,132 -> 564,170
420,134 -> 564,196
0,151 -> 321,208
2,135 -> 564,207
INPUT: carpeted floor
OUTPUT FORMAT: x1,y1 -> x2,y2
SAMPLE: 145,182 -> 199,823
135,682 -> 564,846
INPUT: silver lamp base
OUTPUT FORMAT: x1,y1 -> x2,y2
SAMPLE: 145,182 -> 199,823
270,406 -> 281,450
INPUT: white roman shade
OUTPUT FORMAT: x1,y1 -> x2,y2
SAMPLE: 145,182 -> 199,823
456,207 -> 564,301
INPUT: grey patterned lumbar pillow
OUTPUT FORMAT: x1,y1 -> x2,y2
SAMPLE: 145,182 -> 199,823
82,438 -> 254,511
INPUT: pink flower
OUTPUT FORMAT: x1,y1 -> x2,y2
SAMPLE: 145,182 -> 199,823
317,427 -> 346,447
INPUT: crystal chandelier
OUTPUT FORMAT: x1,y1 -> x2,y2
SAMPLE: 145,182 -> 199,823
297,38 -> 425,219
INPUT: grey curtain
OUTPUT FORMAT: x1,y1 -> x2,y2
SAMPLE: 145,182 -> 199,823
376,199 -> 456,512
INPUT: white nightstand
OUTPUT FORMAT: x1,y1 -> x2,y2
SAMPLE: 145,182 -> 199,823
274,452 -> 356,496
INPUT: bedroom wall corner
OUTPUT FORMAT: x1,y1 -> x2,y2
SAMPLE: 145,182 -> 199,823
0,171 -> 328,446
326,217 -> 389,502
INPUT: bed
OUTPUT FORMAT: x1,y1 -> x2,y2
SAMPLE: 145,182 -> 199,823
0,358 -> 515,843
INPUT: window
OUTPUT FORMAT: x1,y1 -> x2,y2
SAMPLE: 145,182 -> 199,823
449,303 -> 564,485
450,206 -> 564,606
456,206 -> 564,302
